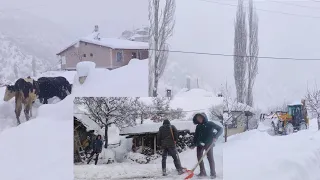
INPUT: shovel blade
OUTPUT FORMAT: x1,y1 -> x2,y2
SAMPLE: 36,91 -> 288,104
184,169 -> 194,180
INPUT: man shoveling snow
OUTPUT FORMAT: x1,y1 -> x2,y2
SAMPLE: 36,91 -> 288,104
189,113 -> 223,179
157,119 -> 185,176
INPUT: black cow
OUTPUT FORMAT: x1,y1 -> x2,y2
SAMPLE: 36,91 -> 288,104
37,76 -> 72,104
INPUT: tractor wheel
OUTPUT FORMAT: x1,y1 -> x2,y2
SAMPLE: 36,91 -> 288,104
284,123 -> 294,135
299,122 -> 308,131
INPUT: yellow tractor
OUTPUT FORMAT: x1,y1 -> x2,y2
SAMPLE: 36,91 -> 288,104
271,100 -> 309,135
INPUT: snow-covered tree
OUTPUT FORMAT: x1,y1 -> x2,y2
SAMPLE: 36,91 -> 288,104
246,0 -> 259,107
234,0 -> 247,103
74,97 -> 138,148
150,97 -> 171,122
306,86 -> 320,130
148,0 -> 175,97
131,98 -> 151,124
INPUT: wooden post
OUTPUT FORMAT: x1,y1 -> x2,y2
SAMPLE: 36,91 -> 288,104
141,137 -> 144,151
154,135 -> 156,154
224,124 -> 228,142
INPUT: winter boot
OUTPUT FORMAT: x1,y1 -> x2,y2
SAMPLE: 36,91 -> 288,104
197,172 -> 207,177
177,169 -> 184,175
210,174 -> 217,179
162,169 -> 167,176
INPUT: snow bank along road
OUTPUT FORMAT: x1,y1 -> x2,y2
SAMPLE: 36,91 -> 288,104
224,118 -> 320,180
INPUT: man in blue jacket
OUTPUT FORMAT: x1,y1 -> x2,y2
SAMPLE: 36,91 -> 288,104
191,113 -> 223,179
87,134 -> 103,165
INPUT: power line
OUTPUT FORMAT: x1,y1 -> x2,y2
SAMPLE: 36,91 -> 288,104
198,0 -> 320,19
268,0 -> 320,10
148,49 -> 320,61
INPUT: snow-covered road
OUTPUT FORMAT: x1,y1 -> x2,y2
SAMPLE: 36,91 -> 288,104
74,144 -> 223,180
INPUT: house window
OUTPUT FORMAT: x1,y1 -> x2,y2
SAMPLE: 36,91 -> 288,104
85,42 -> 88,45
116,51 -> 123,62
132,52 -> 137,59
83,54 -> 86,57
90,53 -> 93,57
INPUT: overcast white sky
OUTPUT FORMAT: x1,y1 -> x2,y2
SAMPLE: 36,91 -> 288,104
0,0 -> 148,38
167,0 -> 320,111
1,0 -> 320,110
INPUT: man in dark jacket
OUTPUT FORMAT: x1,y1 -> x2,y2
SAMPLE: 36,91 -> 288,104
87,135 -> 103,165
157,119 -> 184,176
191,113 -> 223,179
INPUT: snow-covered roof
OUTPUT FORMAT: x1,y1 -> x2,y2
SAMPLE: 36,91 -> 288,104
120,120 -> 196,135
57,32 -> 148,55
288,101 -> 303,106
74,105 -> 103,135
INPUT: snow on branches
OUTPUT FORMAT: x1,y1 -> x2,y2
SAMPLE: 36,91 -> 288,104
306,86 -> 320,130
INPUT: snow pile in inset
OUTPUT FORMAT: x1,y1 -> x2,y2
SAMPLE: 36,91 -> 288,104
0,59 -> 148,180
224,118 -> 320,180
76,61 -> 96,77
72,59 -> 148,97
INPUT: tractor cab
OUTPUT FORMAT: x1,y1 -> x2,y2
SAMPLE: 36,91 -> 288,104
287,104 -> 303,127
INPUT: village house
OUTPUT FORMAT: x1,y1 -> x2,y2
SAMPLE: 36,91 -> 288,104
224,110 -> 255,137
57,26 -> 149,70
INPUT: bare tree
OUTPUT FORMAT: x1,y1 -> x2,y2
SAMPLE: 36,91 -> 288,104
234,0 -> 247,103
74,97 -> 137,148
132,98 -> 151,124
150,97 -> 171,122
148,0 -> 175,96
306,86 -> 320,130
246,0 -> 259,107
209,81 -> 254,142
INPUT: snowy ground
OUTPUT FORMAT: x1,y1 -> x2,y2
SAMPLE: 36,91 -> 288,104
74,143 -> 223,180
0,59 -> 148,180
224,118 -> 320,180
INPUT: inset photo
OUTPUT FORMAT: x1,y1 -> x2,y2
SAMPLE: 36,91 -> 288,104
73,95 -> 224,179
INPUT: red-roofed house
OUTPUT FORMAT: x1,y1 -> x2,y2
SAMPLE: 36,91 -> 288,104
57,26 -> 149,70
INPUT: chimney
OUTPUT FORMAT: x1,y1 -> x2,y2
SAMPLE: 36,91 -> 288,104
92,25 -> 101,40
93,25 -> 99,33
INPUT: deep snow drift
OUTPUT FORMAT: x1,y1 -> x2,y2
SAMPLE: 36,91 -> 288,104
0,59 -> 148,180
224,118 -> 320,180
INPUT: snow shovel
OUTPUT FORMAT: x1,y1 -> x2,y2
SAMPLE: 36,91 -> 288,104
184,141 -> 216,180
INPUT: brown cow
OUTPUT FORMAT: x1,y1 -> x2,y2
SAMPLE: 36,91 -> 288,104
3,77 -> 38,125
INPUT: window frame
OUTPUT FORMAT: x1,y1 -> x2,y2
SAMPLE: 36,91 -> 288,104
116,50 -> 124,62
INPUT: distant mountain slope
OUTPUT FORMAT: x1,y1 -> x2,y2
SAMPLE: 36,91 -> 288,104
0,10 -> 74,82
120,26 -> 149,42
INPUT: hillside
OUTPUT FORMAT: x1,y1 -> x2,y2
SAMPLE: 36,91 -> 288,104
120,26 -> 149,42
0,10 -> 73,82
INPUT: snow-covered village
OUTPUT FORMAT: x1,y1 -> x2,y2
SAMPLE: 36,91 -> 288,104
0,0 -> 320,180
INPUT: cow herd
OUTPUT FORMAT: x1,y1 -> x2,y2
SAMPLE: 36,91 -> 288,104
2,76 -> 72,125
